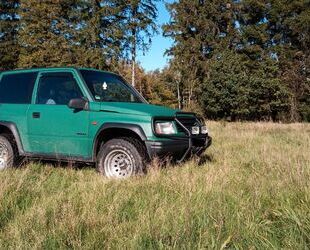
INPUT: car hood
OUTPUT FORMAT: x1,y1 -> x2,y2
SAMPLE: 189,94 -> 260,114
98,102 -> 177,117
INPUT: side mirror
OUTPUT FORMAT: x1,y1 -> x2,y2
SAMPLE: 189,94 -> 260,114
68,98 -> 88,110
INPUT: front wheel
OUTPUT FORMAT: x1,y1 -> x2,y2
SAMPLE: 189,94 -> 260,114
96,138 -> 147,179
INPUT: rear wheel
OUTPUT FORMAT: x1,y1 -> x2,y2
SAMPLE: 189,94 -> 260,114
0,135 -> 17,170
97,138 -> 146,179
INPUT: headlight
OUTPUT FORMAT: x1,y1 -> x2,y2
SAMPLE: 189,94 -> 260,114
155,121 -> 177,135
201,125 -> 209,134
191,126 -> 200,135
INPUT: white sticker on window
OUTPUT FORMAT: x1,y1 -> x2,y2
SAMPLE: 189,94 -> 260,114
102,82 -> 108,90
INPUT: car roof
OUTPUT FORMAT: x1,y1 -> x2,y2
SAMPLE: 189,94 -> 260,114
0,67 -> 118,76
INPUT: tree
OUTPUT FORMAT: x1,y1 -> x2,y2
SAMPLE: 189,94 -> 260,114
118,0 -> 158,87
164,0 -> 309,121
200,50 -> 290,121
18,0 -> 77,68
163,0 -> 236,109
16,0 -> 158,73
115,60 -> 176,107
0,0 -> 19,70
236,0 -> 310,121
145,67 -> 177,107
267,0 -> 310,121
70,0 -> 127,70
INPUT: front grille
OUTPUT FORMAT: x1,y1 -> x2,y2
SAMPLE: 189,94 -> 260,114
176,116 -> 200,133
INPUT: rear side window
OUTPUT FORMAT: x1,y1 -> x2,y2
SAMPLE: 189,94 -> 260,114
0,72 -> 38,104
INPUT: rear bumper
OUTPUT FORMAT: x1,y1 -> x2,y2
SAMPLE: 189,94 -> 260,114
145,135 -> 212,162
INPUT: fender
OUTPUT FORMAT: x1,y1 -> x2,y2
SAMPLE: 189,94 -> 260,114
92,123 -> 147,160
0,121 -> 25,154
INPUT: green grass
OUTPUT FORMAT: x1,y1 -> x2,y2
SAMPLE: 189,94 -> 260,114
0,122 -> 309,249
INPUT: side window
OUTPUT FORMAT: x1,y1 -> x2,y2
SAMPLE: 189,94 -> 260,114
36,72 -> 83,105
0,72 -> 38,104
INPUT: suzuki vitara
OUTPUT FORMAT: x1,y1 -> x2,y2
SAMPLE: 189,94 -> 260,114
0,68 -> 212,179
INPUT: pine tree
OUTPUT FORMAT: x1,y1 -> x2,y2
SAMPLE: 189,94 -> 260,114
18,0 -> 76,68
0,0 -> 19,70
267,0 -> 310,121
118,0 -> 158,87
70,0 -> 126,70
235,0 -> 310,121
163,0 -> 236,109
164,0 -> 309,121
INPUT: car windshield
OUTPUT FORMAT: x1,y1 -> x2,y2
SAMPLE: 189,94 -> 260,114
80,70 -> 144,103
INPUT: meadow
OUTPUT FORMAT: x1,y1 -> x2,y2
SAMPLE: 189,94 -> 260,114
0,122 -> 309,249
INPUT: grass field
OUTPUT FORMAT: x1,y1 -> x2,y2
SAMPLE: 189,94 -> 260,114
0,122 -> 309,249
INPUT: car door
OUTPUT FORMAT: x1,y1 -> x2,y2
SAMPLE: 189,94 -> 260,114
0,71 -> 38,152
27,70 -> 90,158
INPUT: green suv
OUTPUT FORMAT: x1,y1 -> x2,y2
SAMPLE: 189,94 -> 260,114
0,67 -> 212,178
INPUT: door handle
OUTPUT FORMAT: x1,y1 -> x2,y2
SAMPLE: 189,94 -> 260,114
32,112 -> 40,119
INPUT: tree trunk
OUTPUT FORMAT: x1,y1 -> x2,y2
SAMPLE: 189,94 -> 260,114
177,81 -> 181,109
290,95 -> 300,122
132,56 -> 135,87
131,28 -> 136,87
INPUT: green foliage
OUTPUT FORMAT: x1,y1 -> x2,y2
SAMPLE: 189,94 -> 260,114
116,62 -> 177,107
163,0 -> 239,110
18,0 -> 77,68
68,0 -> 127,69
0,0 -> 309,121
144,68 -> 178,108
202,51 -> 290,121
15,0 -> 158,70
116,0 -> 158,87
164,0 -> 310,121
0,0 -> 19,70
201,51 -> 251,120
118,0 -> 158,56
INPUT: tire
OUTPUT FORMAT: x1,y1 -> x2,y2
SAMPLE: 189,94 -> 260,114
96,137 -> 147,179
0,134 -> 18,170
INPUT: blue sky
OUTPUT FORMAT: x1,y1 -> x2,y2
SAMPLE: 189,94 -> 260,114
137,1 -> 174,72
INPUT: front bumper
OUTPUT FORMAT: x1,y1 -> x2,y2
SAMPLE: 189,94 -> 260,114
145,135 -> 212,162
146,112 -> 212,162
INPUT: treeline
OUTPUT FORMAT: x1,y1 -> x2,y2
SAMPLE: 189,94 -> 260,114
163,0 -> 310,122
0,0 -> 157,87
1,1 -> 309,122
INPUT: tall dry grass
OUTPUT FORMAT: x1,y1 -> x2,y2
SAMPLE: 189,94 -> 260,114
0,122 -> 309,249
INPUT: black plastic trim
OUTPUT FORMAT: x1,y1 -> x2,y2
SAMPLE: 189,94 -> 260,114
145,139 -> 188,158
22,152 -> 93,163
92,123 -> 147,161
151,112 -> 210,162
151,112 -> 204,139
0,121 -> 25,154
145,135 -> 212,161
